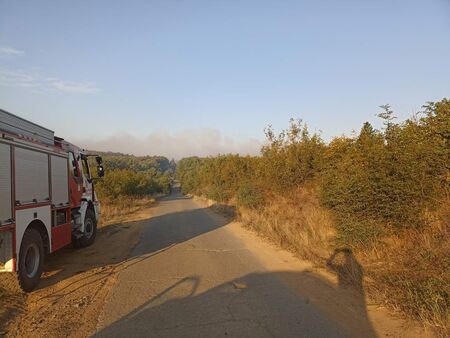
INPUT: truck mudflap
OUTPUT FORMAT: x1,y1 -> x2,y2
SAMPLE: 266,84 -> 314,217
94,201 -> 101,223
0,227 -> 15,272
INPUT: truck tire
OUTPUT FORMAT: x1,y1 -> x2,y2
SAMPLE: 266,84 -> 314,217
18,228 -> 44,292
72,208 -> 97,248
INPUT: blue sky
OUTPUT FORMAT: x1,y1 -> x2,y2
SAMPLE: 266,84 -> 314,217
1,0 -> 449,158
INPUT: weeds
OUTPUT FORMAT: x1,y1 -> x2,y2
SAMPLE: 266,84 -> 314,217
99,196 -> 156,228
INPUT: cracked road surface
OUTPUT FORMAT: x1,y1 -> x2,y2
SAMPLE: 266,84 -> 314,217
94,189 -> 380,338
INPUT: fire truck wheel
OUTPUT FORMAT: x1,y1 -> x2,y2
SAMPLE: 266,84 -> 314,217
73,208 -> 97,248
18,228 -> 44,292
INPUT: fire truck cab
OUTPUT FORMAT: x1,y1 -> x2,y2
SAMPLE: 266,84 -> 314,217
0,109 -> 104,291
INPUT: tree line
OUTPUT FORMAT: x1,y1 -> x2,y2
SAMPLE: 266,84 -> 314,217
94,153 -> 175,198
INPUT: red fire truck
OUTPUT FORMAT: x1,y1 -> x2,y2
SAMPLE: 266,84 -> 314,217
0,109 -> 104,291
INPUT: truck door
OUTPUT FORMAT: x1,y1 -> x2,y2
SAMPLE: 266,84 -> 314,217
68,151 -> 83,207
79,155 -> 93,199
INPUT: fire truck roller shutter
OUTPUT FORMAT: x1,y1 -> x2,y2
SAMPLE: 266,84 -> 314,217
0,143 -> 12,224
51,155 -> 69,207
0,142 -> 13,271
15,147 -> 49,205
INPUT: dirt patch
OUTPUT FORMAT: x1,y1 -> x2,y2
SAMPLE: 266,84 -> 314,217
0,201 -> 155,338
0,275 -> 25,336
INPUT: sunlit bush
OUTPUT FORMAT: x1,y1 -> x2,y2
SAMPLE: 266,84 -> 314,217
178,99 -> 449,242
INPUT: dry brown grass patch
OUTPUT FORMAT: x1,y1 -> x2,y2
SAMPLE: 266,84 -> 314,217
359,203 -> 450,334
239,183 -> 335,264
99,196 -> 156,227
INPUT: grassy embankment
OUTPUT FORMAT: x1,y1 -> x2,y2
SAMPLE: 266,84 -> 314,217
176,99 -> 450,334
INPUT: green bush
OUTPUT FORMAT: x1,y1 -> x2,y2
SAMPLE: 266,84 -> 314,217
236,181 -> 265,209
92,152 -> 173,199
320,101 -> 449,238
96,169 -> 170,198
261,119 -> 325,192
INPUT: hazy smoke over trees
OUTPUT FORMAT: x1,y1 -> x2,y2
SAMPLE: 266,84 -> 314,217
74,128 -> 261,159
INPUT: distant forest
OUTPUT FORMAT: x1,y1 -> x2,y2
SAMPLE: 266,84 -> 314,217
93,152 -> 176,199
96,151 -> 176,174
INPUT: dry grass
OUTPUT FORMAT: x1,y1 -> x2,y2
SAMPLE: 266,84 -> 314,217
99,196 -> 157,228
239,183 -> 335,264
216,187 -> 449,335
359,200 -> 450,334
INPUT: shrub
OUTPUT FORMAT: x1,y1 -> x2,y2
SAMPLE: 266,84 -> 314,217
96,169 -> 170,199
236,181 -> 265,209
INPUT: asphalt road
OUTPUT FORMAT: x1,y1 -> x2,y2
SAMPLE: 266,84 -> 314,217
94,190 -> 362,338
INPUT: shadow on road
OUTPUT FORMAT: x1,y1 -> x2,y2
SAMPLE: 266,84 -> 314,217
159,195 -> 191,201
27,188 -> 376,338
94,269 -> 377,338
130,206 -> 229,257
37,188 -> 228,291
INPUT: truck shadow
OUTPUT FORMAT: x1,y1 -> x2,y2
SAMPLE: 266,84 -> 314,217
93,270 -> 377,338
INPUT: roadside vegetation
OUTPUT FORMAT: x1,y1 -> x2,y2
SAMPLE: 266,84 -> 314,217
177,99 -> 450,333
93,153 -> 175,226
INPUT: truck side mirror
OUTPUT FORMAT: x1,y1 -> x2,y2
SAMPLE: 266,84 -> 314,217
97,165 -> 105,178
96,156 -> 103,165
